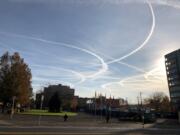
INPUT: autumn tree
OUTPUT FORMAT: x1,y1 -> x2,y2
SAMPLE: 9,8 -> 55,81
0,52 -> 32,110
144,92 -> 171,112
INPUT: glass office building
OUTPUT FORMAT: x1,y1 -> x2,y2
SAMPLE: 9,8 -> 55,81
165,49 -> 180,111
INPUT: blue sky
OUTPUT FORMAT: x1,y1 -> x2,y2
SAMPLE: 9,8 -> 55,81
0,0 -> 180,103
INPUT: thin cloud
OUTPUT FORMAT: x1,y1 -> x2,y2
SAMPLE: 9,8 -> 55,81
31,64 -> 85,84
0,31 -> 108,80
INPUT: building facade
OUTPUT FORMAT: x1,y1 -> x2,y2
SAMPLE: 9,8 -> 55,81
35,92 -> 44,109
43,84 -> 75,110
165,49 -> 180,111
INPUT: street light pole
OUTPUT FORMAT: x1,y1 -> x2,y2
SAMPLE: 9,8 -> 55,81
38,95 -> 44,126
10,96 -> 16,119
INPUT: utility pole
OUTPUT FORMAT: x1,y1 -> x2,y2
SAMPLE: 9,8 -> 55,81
126,97 -> 128,107
140,92 -> 144,128
88,99 -> 91,113
109,94 -> 111,120
140,92 -> 143,107
38,95 -> 44,126
100,94 -> 103,120
137,96 -> 139,106
94,91 -> 97,117
91,98 -> 93,114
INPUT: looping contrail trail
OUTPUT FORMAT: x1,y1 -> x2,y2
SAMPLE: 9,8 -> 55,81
107,0 -> 155,64
89,47 -> 146,74
101,0 -> 156,89
0,31 -> 108,80
93,0 -> 155,86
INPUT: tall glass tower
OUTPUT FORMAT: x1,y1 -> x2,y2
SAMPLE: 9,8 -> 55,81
165,49 -> 180,111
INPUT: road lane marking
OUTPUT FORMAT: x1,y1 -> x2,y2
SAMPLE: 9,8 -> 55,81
0,132 -> 111,135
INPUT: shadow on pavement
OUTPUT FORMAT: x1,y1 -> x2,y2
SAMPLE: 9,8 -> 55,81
113,128 -> 180,135
149,118 -> 179,129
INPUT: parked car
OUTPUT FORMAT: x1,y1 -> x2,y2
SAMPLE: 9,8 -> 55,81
143,112 -> 156,123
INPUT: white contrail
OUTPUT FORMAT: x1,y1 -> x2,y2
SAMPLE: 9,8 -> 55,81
92,0 -> 154,84
120,67 -> 164,86
98,76 -> 122,80
103,67 -> 164,89
31,64 -> 86,84
150,0 -> 180,9
0,41 -> 45,56
88,50 -> 147,84
119,74 -> 146,86
119,61 -> 146,73
101,0 -> 156,89
107,0 -> 155,64
101,74 -> 143,89
32,77 -> 75,88
0,31 -> 108,79
144,67 -> 159,79
113,0 -> 180,9
144,67 -> 166,80
88,47 -> 146,75
101,81 -> 120,89
0,42 -> 15,52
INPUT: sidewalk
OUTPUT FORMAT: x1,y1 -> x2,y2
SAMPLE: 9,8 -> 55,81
0,113 -> 146,128
0,120 -> 12,126
0,113 -> 179,129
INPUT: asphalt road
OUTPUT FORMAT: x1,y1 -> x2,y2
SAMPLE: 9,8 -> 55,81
0,113 -> 180,134
0,126 -> 180,135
